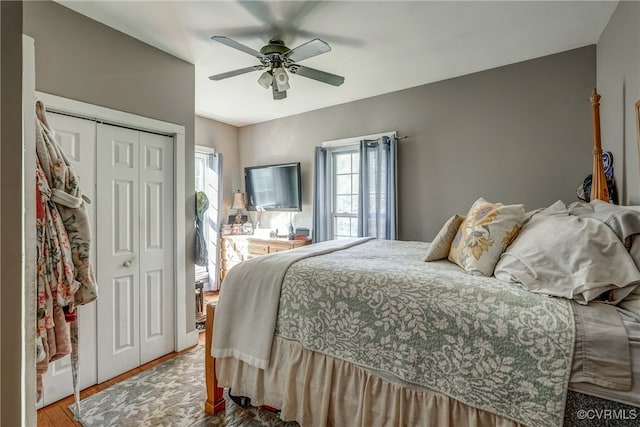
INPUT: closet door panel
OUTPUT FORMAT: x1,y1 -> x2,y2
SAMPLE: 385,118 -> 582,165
40,113 -> 97,407
97,124 -> 141,383
139,132 -> 174,364
37,107 -> 177,402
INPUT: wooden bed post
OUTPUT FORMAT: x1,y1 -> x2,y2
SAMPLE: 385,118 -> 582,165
590,89 -> 609,202
205,302 -> 225,415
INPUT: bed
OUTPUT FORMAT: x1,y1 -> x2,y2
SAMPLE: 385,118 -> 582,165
205,200 -> 640,427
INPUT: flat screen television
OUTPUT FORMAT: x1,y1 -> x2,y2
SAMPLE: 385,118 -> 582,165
244,162 -> 302,212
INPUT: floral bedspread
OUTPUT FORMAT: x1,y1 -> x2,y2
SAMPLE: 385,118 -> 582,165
274,239 -> 574,427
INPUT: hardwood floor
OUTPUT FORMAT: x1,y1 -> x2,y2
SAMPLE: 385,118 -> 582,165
37,291 -> 219,426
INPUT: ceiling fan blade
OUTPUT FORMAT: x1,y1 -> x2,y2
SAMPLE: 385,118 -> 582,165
285,38 -> 331,62
211,36 -> 266,60
289,65 -> 344,86
238,0 -> 321,42
291,29 -> 364,48
238,0 -> 275,26
279,1 -> 322,39
209,65 -> 264,81
208,26 -> 273,44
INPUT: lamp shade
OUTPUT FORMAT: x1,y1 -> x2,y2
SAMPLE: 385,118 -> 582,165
257,71 -> 273,89
231,191 -> 246,210
273,67 -> 290,91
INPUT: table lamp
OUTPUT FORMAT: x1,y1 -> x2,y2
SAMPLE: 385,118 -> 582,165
231,190 -> 246,225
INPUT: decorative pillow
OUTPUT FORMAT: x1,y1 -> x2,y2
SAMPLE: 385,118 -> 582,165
448,197 -> 524,276
425,215 -> 465,261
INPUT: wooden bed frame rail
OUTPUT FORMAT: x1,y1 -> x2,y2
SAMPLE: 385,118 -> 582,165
205,302 -> 225,415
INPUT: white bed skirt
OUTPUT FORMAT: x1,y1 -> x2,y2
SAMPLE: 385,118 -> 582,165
215,336 -> 523,427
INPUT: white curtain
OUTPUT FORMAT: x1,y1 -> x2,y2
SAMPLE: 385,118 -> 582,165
208,153 -> 223,290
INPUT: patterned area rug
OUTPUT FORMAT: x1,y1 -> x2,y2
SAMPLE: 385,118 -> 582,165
71,344 -> 297,427
73,341 -> 638,426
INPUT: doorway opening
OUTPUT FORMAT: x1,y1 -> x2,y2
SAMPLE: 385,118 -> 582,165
194,148 -> 222,329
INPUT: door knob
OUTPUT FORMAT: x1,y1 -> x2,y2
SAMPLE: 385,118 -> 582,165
123,259 -> 133,267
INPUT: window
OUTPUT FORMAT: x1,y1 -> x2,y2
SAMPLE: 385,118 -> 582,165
331,147 -> 359,239
195,149 -> 221,290
313,131 -> 397,242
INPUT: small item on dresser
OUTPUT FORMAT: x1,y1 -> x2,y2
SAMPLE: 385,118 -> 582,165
294,227 -> 311,242
288,223 -> 295,240
242,222 -> 253,235
295,227 -> 310,237
228,214 -> 248,224
222,224 -> 232,235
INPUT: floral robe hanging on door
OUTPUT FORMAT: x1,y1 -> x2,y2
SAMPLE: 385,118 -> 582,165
35,101 -> 98,305
34,100 -> 98,402
35,157 -> 76,399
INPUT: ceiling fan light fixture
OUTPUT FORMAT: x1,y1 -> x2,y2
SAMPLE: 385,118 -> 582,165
272,66 -> 290,91
272,84 -> 287,100
257,71 -> 273,89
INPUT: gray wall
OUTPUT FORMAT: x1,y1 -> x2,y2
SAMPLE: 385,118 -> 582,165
23,0 -> 197,331
195,116 -> 241,222
239,46 -> 596,241
597,0 -> 640,204
1,3 -> 25,425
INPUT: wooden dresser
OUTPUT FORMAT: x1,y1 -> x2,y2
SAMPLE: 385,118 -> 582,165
219,235 -> 309,282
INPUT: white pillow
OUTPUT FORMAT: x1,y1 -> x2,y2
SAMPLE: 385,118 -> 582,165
494,201 -> 640,304
619,287 -> 640,316
620,232 -> 640,315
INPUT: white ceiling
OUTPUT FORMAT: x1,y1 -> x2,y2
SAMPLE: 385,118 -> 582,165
57,1 -> 617,127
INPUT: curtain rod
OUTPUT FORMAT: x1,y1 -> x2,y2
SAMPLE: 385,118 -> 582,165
364,135 -> 409,141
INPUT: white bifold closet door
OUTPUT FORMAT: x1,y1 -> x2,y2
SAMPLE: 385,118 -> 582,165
39,113 -> 98,407
96,123 -> 174,383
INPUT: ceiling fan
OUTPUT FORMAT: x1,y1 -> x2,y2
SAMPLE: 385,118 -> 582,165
208,36 -> 345,100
